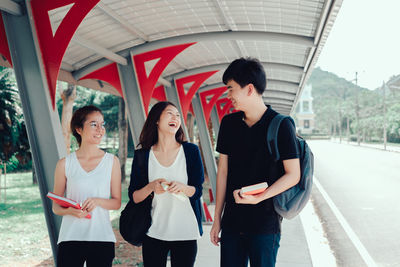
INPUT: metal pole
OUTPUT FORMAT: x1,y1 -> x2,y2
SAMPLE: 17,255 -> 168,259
210,106 -> 220,139
117,56 -> 146,147
192,94 -> 217,196
383,81 -> 387,150
355,72 -> 361,146
2,7 -> 66,263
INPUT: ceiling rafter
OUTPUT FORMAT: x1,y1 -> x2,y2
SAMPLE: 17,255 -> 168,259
0,0 -> 21,15
96,2 -> 149,41
166,62 -> 303,81
72,35 -> 127,65
211,0 -> 248,57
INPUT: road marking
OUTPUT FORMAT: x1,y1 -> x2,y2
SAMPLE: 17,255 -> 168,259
300,201 -> 337,267
314,177 -> 378,267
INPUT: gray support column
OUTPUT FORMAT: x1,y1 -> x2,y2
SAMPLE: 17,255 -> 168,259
164,83 -> 189,139
117,55 -> 146,146
192,94 -> 217,196
210,106 -> 220,139
2,9 -> 66,262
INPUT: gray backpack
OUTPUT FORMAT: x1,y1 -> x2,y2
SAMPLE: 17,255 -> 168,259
267,114 -> 314,219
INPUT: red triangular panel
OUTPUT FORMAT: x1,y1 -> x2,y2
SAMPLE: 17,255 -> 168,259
199,86 -> 227,124
0,13 -> 12,66
79,63 -> 123,97
30,0 -> 100,109
132,43 -> 196,115
216,98 -> 233,122
175,71 -> 218,124
152,85 -> 167,102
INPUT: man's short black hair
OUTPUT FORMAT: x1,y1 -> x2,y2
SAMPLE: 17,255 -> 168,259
222,57 -> 267,95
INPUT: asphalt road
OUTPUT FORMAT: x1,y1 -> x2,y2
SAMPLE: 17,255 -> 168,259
308,140 -> 400,267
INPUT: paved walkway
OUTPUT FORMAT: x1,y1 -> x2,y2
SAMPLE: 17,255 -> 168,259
168,204 -> 317,267
193,216 -> 312,267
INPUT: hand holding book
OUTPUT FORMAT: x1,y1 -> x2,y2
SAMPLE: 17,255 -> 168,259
161,182 -> 187,201
47,192 -> 91,219
233,182 -> 269,205
240,182 -> 268,196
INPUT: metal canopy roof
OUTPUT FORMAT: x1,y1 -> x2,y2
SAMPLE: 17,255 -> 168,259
6,0 -> 343,115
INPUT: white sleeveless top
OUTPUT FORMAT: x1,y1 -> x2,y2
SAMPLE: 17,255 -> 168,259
57,152 -> 116,244
147,146 -> 200,241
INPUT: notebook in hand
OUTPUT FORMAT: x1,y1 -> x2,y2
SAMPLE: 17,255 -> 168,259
240,182 -> 268,196
47,192 -> 91,219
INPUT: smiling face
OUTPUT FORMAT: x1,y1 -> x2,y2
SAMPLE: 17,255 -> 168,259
226,79 -> 250,111
157,105 -> 181,135
76,111 -> 105,145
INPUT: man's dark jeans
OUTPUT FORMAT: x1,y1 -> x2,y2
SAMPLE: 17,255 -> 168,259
220,231 -> 281,267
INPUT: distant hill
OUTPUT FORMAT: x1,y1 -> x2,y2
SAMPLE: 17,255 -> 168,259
307,67 -> 366,100
302,67 -> 400,143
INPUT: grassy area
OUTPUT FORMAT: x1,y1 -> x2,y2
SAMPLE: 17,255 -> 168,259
0,157 -> 212,266
0,159 -> 134,267
0,171 -> 52,266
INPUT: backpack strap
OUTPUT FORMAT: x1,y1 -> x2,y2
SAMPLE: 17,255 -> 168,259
267,114 -> 295,162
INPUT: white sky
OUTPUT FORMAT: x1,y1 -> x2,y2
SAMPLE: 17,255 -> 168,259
316,0 -> 400,90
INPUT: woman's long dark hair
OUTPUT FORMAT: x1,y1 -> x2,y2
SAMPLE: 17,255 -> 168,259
138,101 -> 185,149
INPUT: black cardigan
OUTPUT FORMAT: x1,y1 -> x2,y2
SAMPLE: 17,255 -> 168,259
128,142 -> 204,236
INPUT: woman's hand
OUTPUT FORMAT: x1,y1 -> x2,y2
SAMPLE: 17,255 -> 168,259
167,181 -> 187,194
150,178 -> 167,194
82,198 -> 101,212
68,207 -> 90,219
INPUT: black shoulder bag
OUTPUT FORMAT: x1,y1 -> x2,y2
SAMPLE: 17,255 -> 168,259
119,150 -> 152,246
119,196 -> 152,246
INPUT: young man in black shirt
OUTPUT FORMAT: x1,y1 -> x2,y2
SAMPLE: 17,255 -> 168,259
210,58 -> 301,267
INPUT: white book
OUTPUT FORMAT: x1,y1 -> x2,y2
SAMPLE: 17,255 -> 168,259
161,183 -> 187,201
240,182 -> 268,196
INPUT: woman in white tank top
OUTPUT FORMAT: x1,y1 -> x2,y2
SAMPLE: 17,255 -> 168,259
129,101 -> 204,267
51,105 -> 121,267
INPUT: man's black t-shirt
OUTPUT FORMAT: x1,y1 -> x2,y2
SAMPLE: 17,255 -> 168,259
216,106 -> 299,234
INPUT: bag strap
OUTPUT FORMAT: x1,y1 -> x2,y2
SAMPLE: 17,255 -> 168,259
266,114 -> 295,162
133,149 -> 152,198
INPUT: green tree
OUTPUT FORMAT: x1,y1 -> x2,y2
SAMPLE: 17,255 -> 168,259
309,67 -> 373,141
0,67 -> 20,163
98,94 -> 119,134
387,103 -> 400,142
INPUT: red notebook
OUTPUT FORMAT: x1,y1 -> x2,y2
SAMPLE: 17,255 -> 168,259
240,182 -> 268,196
47,192 -> 91,219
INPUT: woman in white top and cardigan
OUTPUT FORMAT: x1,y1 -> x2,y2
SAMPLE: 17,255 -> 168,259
52,105 -> 121,267
129,101 -> 204,267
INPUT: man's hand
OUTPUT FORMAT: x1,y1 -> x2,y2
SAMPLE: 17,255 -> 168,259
210,220 -> 221,246
233,189 -> 264,205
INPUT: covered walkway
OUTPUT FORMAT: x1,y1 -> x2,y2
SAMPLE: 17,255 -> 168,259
0,0 -> 342,264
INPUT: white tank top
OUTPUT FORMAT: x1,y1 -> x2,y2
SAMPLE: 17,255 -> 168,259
57,152 -> 116,244
147,145 -> 200,241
